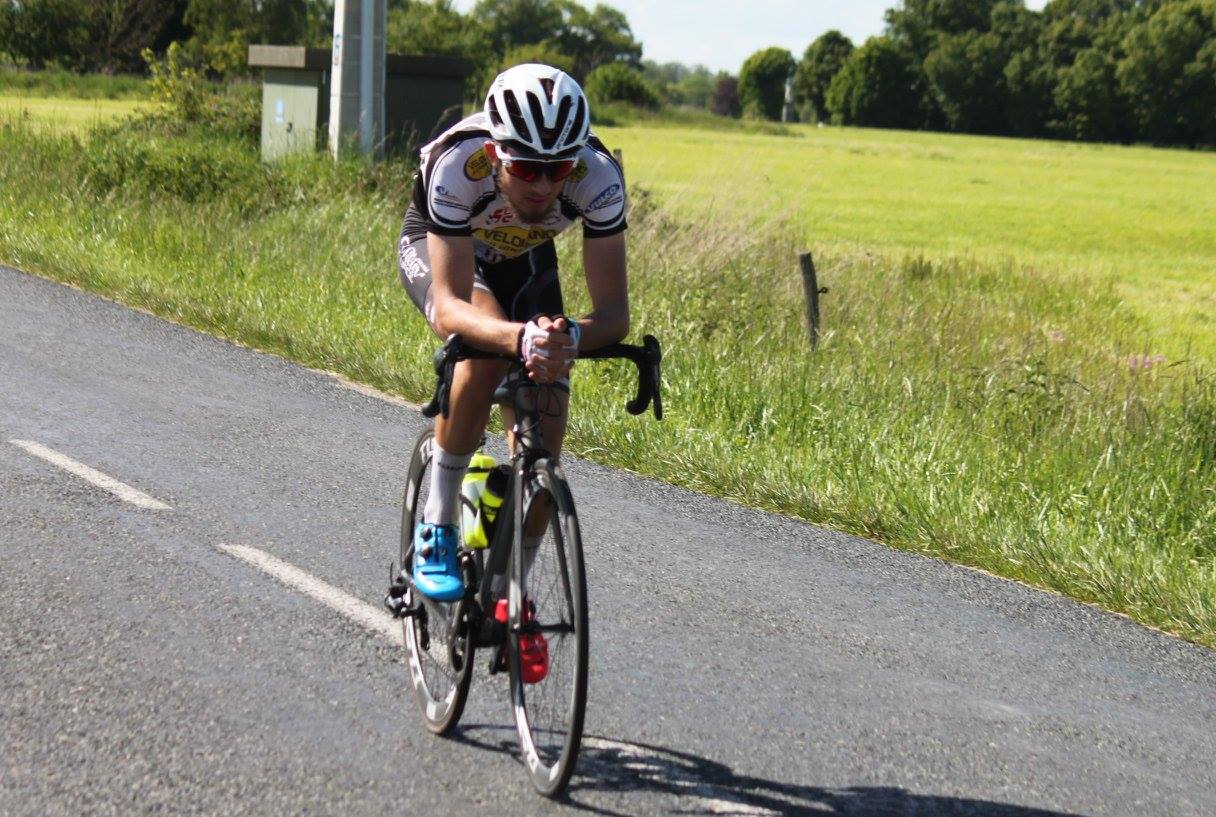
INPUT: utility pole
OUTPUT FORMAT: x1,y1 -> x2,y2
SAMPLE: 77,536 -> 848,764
329,0 -> 386,158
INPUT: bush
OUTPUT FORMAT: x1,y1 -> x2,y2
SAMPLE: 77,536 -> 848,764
141,42 -> 260,143
826,37 -> 921,128
82,126 -> 267,205
738,47 -> 795,121
795,31 -> 854,123
584,62 -> 660,109
711,74 -> 741,118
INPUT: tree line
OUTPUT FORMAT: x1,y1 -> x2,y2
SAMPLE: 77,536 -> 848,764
0,1 -> 643,90
794,0 -> 1216,147
2,0 -> 1214,147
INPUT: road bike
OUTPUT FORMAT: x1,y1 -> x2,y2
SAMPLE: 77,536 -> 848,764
385,333 -> 662,796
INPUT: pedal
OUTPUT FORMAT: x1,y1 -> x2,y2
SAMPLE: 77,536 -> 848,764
384,590 -> 420,619
383,564 -> 419,619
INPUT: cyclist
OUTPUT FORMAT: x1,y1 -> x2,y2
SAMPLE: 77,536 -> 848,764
397,63 -> 629,601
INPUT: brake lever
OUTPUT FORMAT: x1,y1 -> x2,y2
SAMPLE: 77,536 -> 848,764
644,334 -> 663,420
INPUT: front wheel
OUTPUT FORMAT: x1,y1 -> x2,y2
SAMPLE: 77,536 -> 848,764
509,458 -> 589,797
400,428 -> 475,735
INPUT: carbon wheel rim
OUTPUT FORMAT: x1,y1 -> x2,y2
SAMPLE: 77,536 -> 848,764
511,464 -> 588,795
400,430 -> 473,734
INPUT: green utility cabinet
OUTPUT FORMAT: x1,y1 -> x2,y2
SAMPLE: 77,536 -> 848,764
249,46 -> 330,161
249,45 -> 473,161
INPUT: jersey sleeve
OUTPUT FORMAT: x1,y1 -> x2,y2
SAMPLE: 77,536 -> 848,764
421,142 -> 483,237
576,150 -> 628,239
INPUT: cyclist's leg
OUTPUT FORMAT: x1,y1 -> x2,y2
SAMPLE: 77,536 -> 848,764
399,233 -> 509,599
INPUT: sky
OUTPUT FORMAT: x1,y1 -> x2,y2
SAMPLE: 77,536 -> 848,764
452,1 -> 1050,74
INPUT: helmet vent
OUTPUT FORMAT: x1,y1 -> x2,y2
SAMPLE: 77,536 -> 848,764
526,92 -> 556,149
503,92 -> 534,146
566,97 -> 587,147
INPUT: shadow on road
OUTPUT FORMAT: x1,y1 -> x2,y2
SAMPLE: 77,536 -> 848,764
451,724 -> 1087,817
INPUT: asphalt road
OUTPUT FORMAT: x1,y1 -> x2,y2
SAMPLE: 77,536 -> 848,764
2,264 -> 1214,817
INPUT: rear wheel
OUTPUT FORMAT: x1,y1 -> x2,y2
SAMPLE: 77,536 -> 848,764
509,459 -> 588,797
400,428 -> 475,735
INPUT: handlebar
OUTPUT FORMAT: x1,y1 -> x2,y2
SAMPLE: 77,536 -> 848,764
421,333 -> 663,422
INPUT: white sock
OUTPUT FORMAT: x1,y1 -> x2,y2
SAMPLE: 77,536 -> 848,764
423,443 -> 472,526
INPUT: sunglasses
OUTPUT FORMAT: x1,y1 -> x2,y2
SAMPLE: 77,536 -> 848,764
496,149 -> 577,183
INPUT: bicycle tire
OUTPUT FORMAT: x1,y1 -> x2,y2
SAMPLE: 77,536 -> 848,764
400,428 -> 475,735
509,458 -> 589,797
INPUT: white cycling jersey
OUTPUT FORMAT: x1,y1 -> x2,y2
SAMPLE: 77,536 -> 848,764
401,112 -> 627,266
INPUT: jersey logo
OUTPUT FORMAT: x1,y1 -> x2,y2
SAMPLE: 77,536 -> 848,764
473,225 -> 558,257
464,147 -> 492,181
571,159 -> 589,182
487,206 -> 513,224
587,183 -> 622,212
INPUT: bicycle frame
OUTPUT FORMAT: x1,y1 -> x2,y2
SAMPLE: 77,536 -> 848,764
388,331 -> 663,795
418,333 -> 662,641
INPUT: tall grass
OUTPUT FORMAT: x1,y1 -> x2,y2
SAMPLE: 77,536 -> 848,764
0,66 -> 150,99
1,119 -> 1213,646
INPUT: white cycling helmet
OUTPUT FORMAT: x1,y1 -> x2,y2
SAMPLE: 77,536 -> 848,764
484,63 -> 590,159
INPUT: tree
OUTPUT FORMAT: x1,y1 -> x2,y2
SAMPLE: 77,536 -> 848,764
672,65 -> 715,108
0,0 -> 93,70
826,36 -> 920,129
584,61 -> 659,108
923,30 -> 1008,133
794,30 -> 853,123
1003,46 -> 1055,136
711,73 -> 740,118
498,41 -> 575,75
96,0 -> 190,72
1116,0 -> 1216,145
998,0 -> 1141,139
184,0 -> 331,76
0,0 -> 185,73
387,1 -> 490,60
884,0 -> 1007,60
1053,46 -> 1126,140
738,46 -> 794,120
549,1 -> 641,80
472,0 -> 564,55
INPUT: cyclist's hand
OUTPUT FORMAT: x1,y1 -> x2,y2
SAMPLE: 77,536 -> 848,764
521,316 -> 578,383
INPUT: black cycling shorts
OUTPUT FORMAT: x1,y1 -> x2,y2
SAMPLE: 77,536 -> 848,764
397,232 -> 564,330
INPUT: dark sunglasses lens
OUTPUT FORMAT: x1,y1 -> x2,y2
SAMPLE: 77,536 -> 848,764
506,159 -> 576,182
505,161 -> 541,182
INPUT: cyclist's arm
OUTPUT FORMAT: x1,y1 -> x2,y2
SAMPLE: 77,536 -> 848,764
575,231 -> 629,350
427,232 -> 521,355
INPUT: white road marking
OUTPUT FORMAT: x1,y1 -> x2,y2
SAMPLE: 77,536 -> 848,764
8,439 -> 171,510
216,544 -> 403,647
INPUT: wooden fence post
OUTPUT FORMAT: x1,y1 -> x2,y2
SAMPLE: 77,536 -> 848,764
798,251 -> 827,347
612,148 -> 623,167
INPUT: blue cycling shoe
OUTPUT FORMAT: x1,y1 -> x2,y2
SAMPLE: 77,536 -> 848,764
412,522 -> 464,601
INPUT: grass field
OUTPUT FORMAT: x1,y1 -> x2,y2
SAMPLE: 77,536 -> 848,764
601,124 -> 1216,362
0,95 -> 145,133
1,93 -> 1214,648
